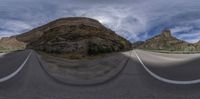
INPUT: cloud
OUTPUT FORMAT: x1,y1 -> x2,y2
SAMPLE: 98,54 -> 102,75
173,30 -> 200,43
0,20 -> 33,32
171,26 -> 193,34
0,19 -> 33,37
0,30 -> 15,37
0,0 -> 200,43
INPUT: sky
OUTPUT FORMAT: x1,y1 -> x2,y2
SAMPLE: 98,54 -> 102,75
0,0 -> 200,43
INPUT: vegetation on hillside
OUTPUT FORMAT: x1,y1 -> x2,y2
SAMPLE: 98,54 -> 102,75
27,17 -> 132,59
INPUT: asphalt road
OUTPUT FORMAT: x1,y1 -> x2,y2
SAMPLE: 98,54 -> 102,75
0,50 -> 30,78
135,50 -> 200,82
1,50 -> 200,99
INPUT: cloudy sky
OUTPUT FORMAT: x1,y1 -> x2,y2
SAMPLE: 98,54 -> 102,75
0,0 -> 200,43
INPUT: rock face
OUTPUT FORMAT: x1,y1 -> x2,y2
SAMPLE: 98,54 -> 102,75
27,17 -> 132,58
161,29 -> 171,37
16,17 -> 105,43
0,37 -> 26,52
138,29 -> 197,51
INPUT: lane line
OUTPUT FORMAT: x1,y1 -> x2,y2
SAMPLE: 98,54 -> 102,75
0,53 -> 6,58
0,51 -> 32,83
134,50 -> 200,85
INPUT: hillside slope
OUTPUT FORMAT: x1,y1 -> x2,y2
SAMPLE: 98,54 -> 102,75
15,17 -> 105,43
0,37 -> 26,52
138,29 -> 197,51
27,17 -> 132,58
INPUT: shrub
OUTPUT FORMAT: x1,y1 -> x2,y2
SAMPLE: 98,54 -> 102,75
119,40 -> 126,49
88,42 -> 113,55
184,46 -> 196,51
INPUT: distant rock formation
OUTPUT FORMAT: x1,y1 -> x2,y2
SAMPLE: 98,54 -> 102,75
0,17 -> 132,55
137,29 -> 197,51
0,37 -> 26,51
132,41 -> 144,48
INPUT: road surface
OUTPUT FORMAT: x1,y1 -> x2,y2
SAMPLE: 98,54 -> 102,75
0,50 -> 30,78
1,50 -> 200,99
135,50 -> 200,82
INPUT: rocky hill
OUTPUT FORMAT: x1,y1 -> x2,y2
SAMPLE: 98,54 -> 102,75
137,29 -> 197,51
0,37 -> 26,52
15,17 -> 105,43
0,17 -> 132,55
195,40 -> 200,45
27,17 -> 132,58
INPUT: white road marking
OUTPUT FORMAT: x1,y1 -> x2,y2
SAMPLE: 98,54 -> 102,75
0,51 -> 32,83
0,53 -> 6,58
134,50 -> 200,85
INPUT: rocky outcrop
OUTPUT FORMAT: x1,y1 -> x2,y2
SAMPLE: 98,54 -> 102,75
15,17 -> 105,43
137,29 -> 197,51
0,37 -> 26,51
161,29 -> 171,37
27,17 -> 132,59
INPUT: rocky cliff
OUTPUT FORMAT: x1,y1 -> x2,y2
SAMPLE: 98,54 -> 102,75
137,29 -> 197,51
26,17 -> 132,58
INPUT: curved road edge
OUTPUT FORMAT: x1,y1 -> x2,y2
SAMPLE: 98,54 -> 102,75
0,50 -> 32,83
134,50 -> 200,85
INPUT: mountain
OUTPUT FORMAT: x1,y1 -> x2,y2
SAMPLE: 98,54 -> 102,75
15,17 -> 105,43
195,40 -> 200,45
0,37 -> 26,52
194,40 -> 200,50
132,41 -> 144,48
0,17 -> 132,55
137,29 -> 197,51
24,17 -> 132,58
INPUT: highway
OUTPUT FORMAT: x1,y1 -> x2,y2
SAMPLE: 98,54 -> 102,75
1,50 -> 200,99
